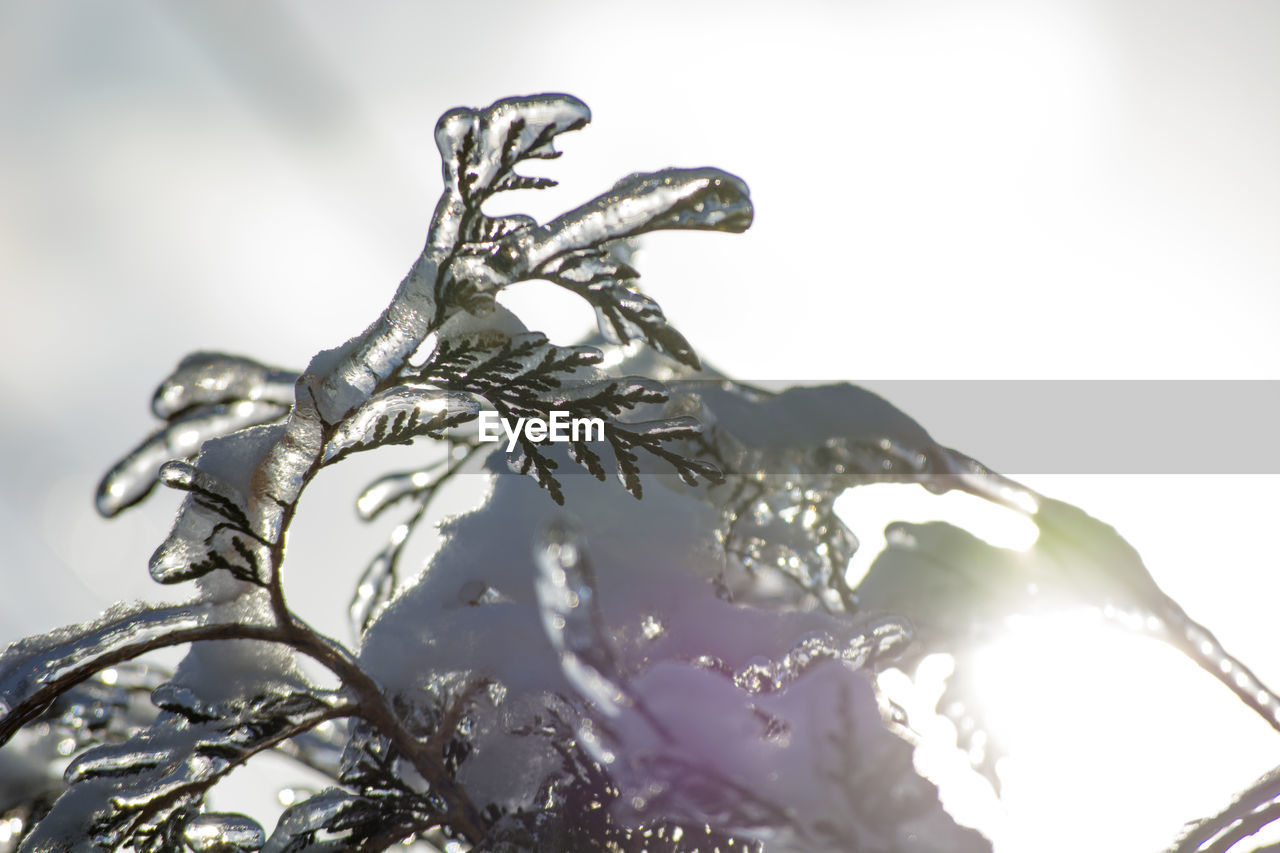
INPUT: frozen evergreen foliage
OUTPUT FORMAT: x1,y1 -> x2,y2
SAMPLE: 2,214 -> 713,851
2,93 -> 1279,852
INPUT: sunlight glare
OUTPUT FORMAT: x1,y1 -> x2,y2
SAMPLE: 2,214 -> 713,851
835,483 -> 1039,587
958,614 -> 1280,852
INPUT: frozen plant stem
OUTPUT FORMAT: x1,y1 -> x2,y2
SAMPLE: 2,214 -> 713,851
0,92 -> 755,849
0,593 -> 489,840
8,91 -> 1280,852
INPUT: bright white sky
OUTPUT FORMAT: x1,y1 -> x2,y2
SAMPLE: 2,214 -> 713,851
1,2 -> 1278,851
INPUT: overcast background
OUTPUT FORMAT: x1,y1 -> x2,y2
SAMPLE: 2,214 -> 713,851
1,2 -> 1278,851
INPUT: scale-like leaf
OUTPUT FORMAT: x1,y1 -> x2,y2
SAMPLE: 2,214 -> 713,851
322,388 -> 479,465
526,168 -> 753,267
429,94 -> 591,257
20,689 -> 345,853
0,604 -> 217,746
261,787 -> 415,853
418,332 -> 719,503
148,426 -> 284,586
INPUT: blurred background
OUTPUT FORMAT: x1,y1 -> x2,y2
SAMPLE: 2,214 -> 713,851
1,1 -> 1278,850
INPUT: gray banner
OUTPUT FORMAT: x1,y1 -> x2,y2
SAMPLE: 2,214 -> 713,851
798,379 -> 1280,475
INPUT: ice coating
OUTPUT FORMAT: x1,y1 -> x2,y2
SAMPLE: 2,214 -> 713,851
259,787 -> 383,853
21,688 -> 343,853
690,382 -> 1037,511
0,663 -> 164,825
183,812 -> 266,852
651,381 -> 1043,611
95,401 -> 289,518
151,352 -> 298,421
148,427 -> 285,586
433,168 -> 751,315
526,169 -> 754,269
428,94 -> 591,257
353,460 -> 447,520
17,90 -> 1278,851
321,387 -> 479,464
95,351 -> 300,519
0,603 -> 214,744
118,93 -> 754,847
1171,767 -> 1280,853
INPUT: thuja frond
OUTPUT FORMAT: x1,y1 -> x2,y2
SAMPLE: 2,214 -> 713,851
20,687 -> 351,852
415,331 -> 720,502
13,89 -> 1277,853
